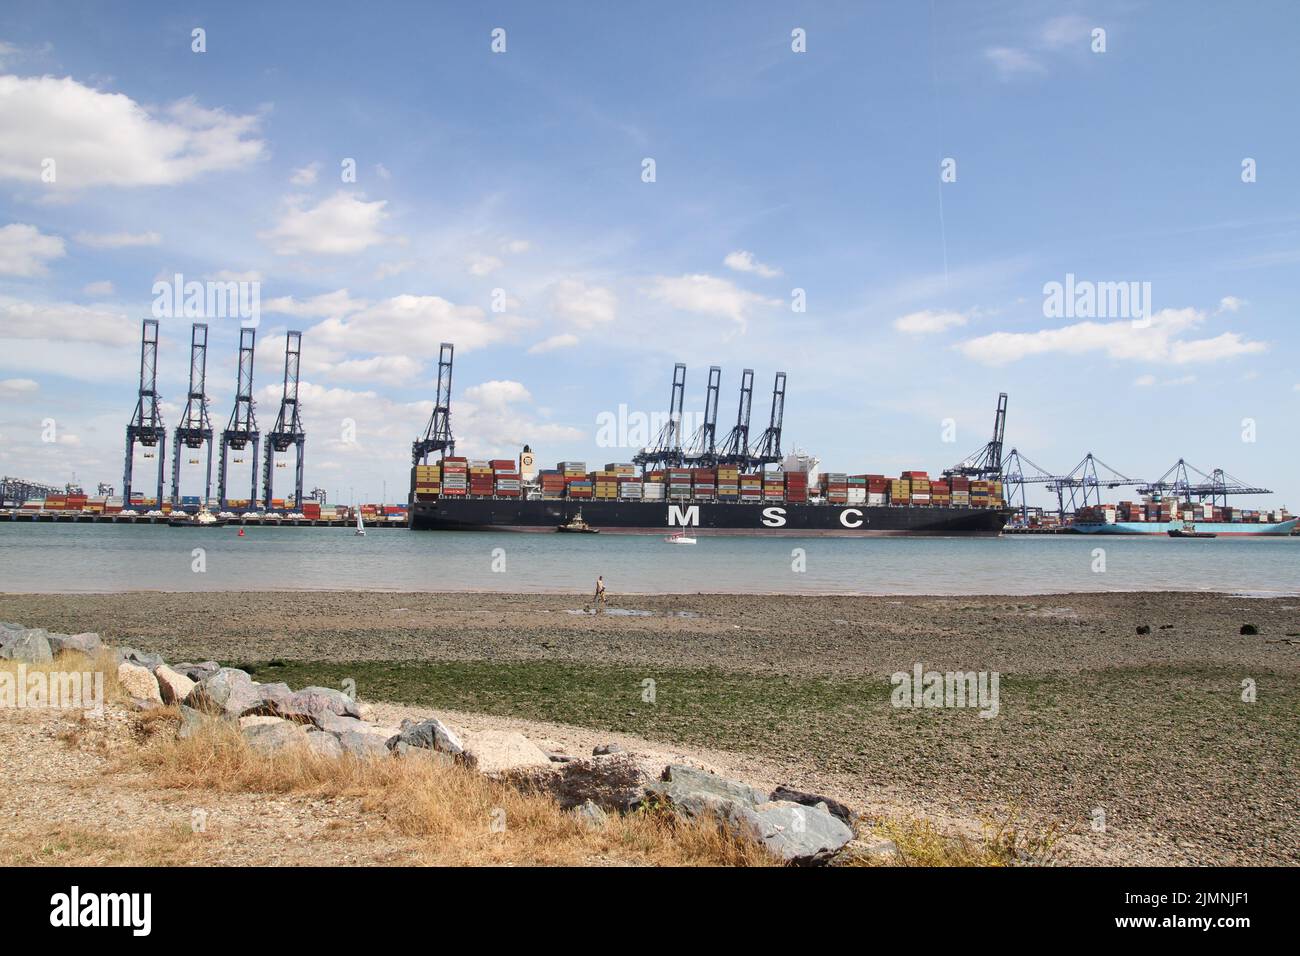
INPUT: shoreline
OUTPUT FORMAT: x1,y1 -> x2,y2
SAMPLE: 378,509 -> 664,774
5,586 -> 1300,598
3,589 -> 1297,864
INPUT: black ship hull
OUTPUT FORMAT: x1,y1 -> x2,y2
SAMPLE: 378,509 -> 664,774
411,498 -> 1008,536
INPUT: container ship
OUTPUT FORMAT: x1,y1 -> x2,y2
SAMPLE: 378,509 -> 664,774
410,454 -> 1010,536
1072,501 -> 1297,536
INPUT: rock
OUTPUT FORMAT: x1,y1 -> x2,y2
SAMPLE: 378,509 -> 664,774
153,665 -> 196,706
127,697 -> 164,712
547,752 -> 576,763
649,764 -> 770,812
572,799 -> 608,828
337,731 -> 391,759
0,622 -> 23,632
47,632 -> 103,657
113,647 -> 166,671
465,730 -> 553,775
770,785 -> 855,825
592,743 -> 626,756
356,702 -> 376,721
647,765 -> 852,865
185,667 -> 264,718
1135,625 -> 1151,635
0,628 -> 53,663
238,715 -> 286,730
387,717 -> 466,758
277,686 -> 361,725
740,800 -> 856,865
174,661 -> 221,683
177,705 -> 209,740
391,740 -> 457,766
241,719 -> 309,754
117,662 -> 162,703
850,837 -> 899,862
252,682 -> 295,716
305,729 -> 344,759
512,756 -> 649,813
1241,623 -> 1259,635
315,712 -> 373,736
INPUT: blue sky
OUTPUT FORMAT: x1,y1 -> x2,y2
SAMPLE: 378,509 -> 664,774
0,1 -> 1297,509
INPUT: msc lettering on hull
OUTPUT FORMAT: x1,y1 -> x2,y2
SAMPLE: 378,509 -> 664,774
667,505 -> 699,526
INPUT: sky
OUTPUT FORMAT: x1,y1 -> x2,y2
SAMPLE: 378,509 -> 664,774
0,0 -> 1297,510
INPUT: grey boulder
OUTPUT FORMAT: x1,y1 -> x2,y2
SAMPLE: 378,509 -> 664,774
0,628 -> 53,663
113,647 -> 166,671
337,731 -> 391,759
47,632 -> 103,657
241,719 -> 309,754
173,661 -> 221,683
648,764 -> 854,865
387,716 -> 466,757
305,729 -> 344,759
276,686 -> 361,725
185,667 -> 265,718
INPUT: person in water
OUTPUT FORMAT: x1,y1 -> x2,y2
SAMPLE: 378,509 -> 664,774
594,575 -> 607,609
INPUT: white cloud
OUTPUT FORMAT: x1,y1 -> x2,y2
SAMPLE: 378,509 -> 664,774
502,239 -> 530,254
527,333 -> 579,354
1040,15 -> 1090,50
0,377 -> 38,393
311,293 -> 506,356
264,289 -> 367,319
894,309 -> 968,335
464,380 -> 531,407
466,254 -> 503,277
549,279 -> 616,328
646,274 -> 778,330
326,354 -> 422,384
261,192 -> 390,255
0,298 -> 137,347
957,308 -> 1267,366
289,162 -> 320,186
83,280 -> 114,296
73,230 -> 161,248
984,47 -> 1045,79
0,75 -> 264,187
1216,296 -> 1244,314
0,223 -> 65,275
723,250 -> 781,278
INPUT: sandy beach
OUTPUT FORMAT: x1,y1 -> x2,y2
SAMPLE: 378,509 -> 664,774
2,589 -> 1297,864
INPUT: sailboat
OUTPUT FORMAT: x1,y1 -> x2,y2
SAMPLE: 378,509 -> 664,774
355,511 -> 366,536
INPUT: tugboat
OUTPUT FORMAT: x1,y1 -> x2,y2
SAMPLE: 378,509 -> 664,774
556,509 -> 599,533
1168,521 -> 1216,539
167,507 -> 228,528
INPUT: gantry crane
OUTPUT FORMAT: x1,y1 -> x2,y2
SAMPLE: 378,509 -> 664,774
634,363 -> 687,472
169,323 -> 214,507
217,327 -> 259,508
261,331 -> 306,509
1139,459 -> 1272,508
749,371 -> 787,471
945,392 -> 1008,481
684,366 -> 722,466
412,343 -> 456,465
123,319 -> 166,507
715,368 -> 755,468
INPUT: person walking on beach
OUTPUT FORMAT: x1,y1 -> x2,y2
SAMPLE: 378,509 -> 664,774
594,575 -> 607,610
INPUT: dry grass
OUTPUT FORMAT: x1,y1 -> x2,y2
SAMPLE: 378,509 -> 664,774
130,717 -> 776,866
0,823 -> 207,866
856,811 -> 1066,866
0,648 -> 126,702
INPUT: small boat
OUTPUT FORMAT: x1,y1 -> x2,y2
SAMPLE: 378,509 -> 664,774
167,508 -> 227,528
1168,521 -> 1216,539
355,512 -> 366,536
665,531 -> 697,545
557,510 -> 599,533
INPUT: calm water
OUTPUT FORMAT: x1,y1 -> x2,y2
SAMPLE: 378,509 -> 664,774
2,523 -> 1298,595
